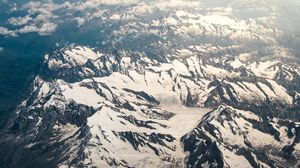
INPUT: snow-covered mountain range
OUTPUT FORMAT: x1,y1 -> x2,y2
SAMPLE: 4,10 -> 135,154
0,44 -> 299,167
0,1 -> 300,168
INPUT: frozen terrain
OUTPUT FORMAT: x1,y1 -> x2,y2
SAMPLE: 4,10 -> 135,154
0,1 -> 300,168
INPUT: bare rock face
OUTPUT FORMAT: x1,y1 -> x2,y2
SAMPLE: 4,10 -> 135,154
182,106 -> 300,168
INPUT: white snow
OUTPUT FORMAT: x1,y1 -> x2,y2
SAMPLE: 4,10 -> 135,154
77,69 -> 213,167
221,146 -> 253,168
172,60 -> 190,76
248,61 -> 279,79
267,80 -> 292,104
230,58 -> 243,69
60,82 -> 103,107
38,82 -> 50,97
33,44 -> 300,167
164,16 -> 178,26
63,46 -> 100,65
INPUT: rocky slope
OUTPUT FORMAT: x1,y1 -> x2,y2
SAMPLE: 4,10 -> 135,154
0,45 -> 299,168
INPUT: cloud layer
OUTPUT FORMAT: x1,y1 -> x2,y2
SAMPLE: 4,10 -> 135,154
0,0 -> 299,37
0,0 -> 204,37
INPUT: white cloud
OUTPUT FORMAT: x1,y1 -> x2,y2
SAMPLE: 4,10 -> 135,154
8,15 -> 32,26
18,22 -> 57,35
0,27 -> 17,36
4,1 -> 60,36
9,3 -> 18,12
0,47 -> 3,53
126,3 -> 155,15
17,25 -> 37,34
37,22 -> 57,35
73,0 -> 140,10
75,17 -> 86,27
151,0 -> 202,10
0,0 -> 202,36
99,0 -> 140,5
